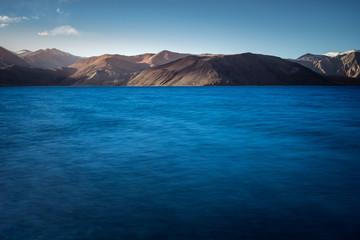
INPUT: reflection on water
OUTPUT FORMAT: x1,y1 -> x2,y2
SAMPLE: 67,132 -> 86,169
1,86 -> 360,239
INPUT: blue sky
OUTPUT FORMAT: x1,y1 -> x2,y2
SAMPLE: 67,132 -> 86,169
1,0 -> 359,58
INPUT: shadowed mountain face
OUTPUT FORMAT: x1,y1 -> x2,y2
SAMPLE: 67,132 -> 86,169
293,51 -> 360,79
128,53 -> 332,86
0,47 -> 30,68
22,48 -> 83,69
0,66 -> 60,86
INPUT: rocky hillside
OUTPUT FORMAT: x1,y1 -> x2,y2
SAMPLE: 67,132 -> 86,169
58,50 -> 190,85
58,54 -> 149,86
293,50 -> 360,79
128,53 -> 332,86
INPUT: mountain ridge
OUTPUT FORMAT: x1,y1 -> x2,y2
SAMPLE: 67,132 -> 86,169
22,48 -> 83,69
1,46 -> 360,86
128,53 -> 333,86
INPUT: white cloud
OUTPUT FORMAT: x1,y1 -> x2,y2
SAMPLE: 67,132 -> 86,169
32,16 -> 39,20
38,25 -> 80,36
56,8 -> 64,15
0,16 -> 29,23
38,31 -> 49,36
0,15 -> 31,28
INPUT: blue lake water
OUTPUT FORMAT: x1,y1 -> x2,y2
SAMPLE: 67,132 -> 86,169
1,86 -> 360,239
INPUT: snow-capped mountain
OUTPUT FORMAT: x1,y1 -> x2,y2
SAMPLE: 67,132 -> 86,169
323,49 -> 359,58
292,50 -> 360,79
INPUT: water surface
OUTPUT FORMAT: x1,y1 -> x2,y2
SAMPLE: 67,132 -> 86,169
1,86 -> 360,239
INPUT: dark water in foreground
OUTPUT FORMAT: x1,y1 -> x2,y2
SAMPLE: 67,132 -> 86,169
1,86 -> 360,240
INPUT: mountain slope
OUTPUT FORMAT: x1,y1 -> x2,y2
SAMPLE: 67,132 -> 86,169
128,53 -> 332,86
315,52 -> 360,78
296,53 -> 328,62
22,48 -> 82,68
58,50 -> 191,86
293,51 -> 360,79
1,50 -> 191,86
59,54 -> 150,86
0,46 -> 30,67
137,50 -> 190,67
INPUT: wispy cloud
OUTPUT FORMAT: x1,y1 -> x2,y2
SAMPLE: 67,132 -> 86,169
0,15 -> 35,29
38,31 -> 49,36
0,16 -> 29,23
38,25 -> 80,36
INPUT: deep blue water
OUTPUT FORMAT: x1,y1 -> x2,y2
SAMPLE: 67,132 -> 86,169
1,86 -> 360,240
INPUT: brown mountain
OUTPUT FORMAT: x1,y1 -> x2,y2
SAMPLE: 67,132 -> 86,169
0,49 -> 191,86
58,54 -> 150,86
58,50 -> 191,86
293,51 -> 360,79
128,53 -> 333,86
314,52 -> 360,78
137,50 -> 190,67
2,50 -> 359,87
0,46 -> 30,67
22,48 -> 82,69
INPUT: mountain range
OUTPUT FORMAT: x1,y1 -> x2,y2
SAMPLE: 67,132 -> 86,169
128,54 -> 331,86
0,46 -> 359,86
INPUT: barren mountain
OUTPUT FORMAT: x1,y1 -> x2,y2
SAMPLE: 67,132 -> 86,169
128,53 -> 332,86
137,50 -> 190,67
59,54 -> 150,86
293,51 -> 360,79
58,50 -> 191,86
314,52 -> 360,78
0,47 -> 30,67
0,49 -> 191,86
22,48 -> 82,68
2,48 -> 359,86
